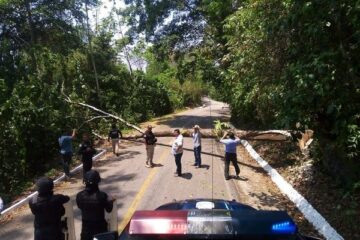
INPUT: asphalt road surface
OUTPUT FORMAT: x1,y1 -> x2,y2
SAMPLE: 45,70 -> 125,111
0,98 -> 288,239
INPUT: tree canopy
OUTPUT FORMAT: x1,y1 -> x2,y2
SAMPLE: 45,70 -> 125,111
0,0 -> 359,202
122,0 -> 360,184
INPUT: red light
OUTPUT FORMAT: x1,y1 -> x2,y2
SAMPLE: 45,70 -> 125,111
129,211 -> 188,235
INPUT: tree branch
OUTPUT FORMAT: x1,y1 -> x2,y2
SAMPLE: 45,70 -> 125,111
77,115 -> 112,129
64,96 -> 144,134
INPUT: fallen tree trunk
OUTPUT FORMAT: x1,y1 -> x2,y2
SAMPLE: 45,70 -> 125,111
123,129 -> 291,141
65,97 -> 311,147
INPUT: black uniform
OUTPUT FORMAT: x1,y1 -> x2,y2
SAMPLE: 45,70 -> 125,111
29,178 -> 70,240
108,128 -> 122,140
78,140 -> 96,174
143,130 -> 157,145
76,170 -> 113,240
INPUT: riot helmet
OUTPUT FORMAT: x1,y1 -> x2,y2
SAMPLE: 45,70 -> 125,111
84,170 -> 101,186
36,177 -> 54,196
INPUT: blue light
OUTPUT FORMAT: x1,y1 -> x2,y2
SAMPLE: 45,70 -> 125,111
271,221 -> 297,233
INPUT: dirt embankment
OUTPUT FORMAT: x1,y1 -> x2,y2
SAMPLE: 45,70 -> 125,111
250,140 -> 360,240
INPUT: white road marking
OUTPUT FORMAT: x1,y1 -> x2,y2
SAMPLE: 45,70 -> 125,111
0,149 -> 106,215
241,140 -> 343,240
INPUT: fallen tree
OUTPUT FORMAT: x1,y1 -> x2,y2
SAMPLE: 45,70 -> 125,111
65,97 -> 313,149
64,95 -> 144,134
123,129 -> 292,141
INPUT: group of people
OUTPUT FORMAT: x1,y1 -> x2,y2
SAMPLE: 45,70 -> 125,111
30,123 -> 242,240
142,125 -> 202,177
30,170 -> 114,240
143,124 -> 241,180
58,125 -> 123,180
58,123 -> 242,180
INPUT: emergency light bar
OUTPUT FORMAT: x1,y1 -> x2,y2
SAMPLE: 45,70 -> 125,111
128,209 -> 298,239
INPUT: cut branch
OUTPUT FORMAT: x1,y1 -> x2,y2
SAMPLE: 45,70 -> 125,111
92,131 -> 106,140
64,97 -> 312,148
64,96 -> 144,134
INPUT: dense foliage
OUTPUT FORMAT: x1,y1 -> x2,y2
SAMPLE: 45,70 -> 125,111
1,0 -> 359,206
0,0 -> 200,202
122,0 -> 359,185
224,0 -> 360,183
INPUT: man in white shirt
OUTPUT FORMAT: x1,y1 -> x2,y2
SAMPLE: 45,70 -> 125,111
192,125 -> 202,168
171,129 -> 184,177
220,131 -> 241,180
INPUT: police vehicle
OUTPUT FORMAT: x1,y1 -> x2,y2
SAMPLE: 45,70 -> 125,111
94,198 -> 321,240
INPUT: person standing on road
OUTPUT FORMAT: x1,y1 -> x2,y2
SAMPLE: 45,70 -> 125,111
220,131 -> 241,180
59,129 -> 76,178
172,129 -> 184,177
108,124 -> 122,156
143,125 -> 157,168
29,177 -> 70,240
76,170 -> 114,240
78,133 -> 97,176
192,125 -> 202,168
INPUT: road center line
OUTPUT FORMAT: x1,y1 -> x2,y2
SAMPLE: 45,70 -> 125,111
117,141 -> 171,233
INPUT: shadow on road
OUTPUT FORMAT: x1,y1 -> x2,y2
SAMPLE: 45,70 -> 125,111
180,173 -> 192,180
152,163 -> 163,168
0,211 -> 34,239
199,164 -> 210,170
104,173 -> 137,183
96,150 -> 141,166
232,176 -> 248,181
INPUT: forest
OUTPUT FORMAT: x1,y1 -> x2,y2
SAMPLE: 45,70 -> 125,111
0,0 -> 359,206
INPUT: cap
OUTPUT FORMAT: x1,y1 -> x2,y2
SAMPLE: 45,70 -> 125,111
193,125 -> 200,129
147,125 -> 153,129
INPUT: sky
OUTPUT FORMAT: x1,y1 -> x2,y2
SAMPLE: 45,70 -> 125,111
89,0 -> 147,71
98,0 -> 125,19
89,0 -> 126,27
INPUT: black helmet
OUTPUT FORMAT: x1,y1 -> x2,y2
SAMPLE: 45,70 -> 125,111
36,177 -> 54,196
84,170 -> 101,185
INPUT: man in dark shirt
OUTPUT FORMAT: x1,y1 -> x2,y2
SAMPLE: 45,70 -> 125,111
143,125 -> 157,168
76,170 -> 114,240
108,124 -> 122,156
29,177 -> 70,240
78,133 -> 97,176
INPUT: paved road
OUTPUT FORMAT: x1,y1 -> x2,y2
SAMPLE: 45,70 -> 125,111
1,98 -> 247,239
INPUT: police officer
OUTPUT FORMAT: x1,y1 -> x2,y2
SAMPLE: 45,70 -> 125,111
29,177 -> 70,240
108,124 -> 122,156
143,125 -> 157,168
76,170 -> 114,240
78,133 -> 97,176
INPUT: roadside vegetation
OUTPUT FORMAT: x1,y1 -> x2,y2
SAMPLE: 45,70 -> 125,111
0,0 -> 205,203
120,0 -> 359,208
0,1 -> 359,229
